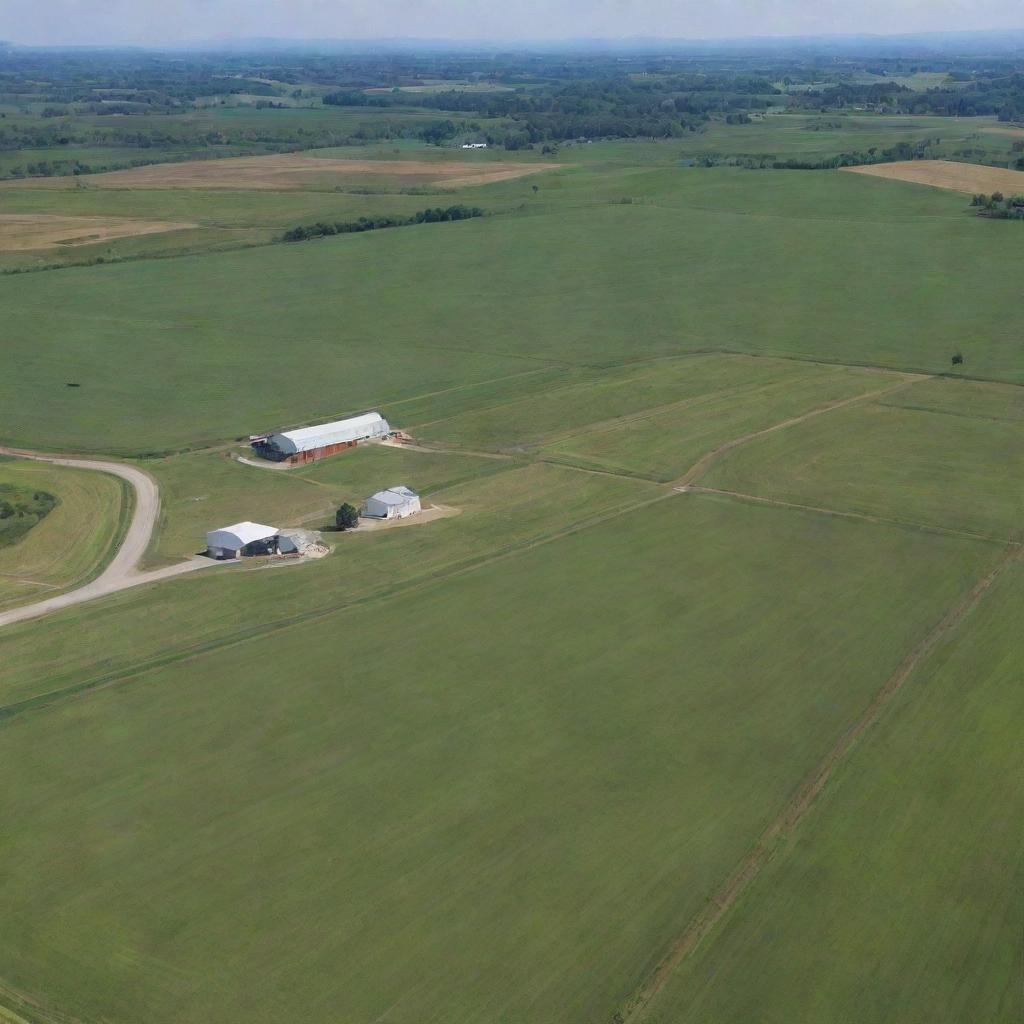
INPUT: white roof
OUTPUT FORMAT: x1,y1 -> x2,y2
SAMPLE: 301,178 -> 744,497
270,412 -> 389,454
206,521 -> 278,549
367,485 -> 418,506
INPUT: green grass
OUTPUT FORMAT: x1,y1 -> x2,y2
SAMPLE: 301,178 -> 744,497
0,458 -> 126,610
642,554 -> 1024,1024
541,364 -> 899,481
5,165 -> 1024,454
0,493 -> 1000,1024
703,378 -> 1024,540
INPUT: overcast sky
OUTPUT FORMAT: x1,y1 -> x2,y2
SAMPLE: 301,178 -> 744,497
2,0 -> 1021,47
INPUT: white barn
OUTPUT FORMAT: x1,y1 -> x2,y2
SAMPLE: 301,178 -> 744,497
206,521 -> 278,559
363,485 -> 421,520
266,412 -> 390,459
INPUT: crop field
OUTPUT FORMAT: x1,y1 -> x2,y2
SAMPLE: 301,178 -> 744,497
843,158 -> 1024,195
0,458 -> 127,610
1,63 -> 1023,1024
2,153 -> 557,191
0,212 -> 196,251
0,493 -> 1002,1024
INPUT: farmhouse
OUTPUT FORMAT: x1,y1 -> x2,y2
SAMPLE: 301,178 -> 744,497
255,412 -> 390,465
206,521 -> 279,559
364,485 -> 421,520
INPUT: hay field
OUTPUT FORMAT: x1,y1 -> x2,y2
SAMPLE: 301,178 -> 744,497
1,153 -> 556,191
842,158 -> 1024,195
0,213 -> 196,251
0,458 -> 127,610
0,493 -> 999,1024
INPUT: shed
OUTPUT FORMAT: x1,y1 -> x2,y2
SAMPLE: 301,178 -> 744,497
363,485 -> 421,520
277,528 -> 321,555
266,412 -> 390,459
206,521 -> 278,559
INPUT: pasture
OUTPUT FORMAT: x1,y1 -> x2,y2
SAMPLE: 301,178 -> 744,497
1,92 -> 1022,1024
0,493 -> 1001,1024
0,458 -> 127,610
0,213 -> 195,251
642,556 -> 1024,1024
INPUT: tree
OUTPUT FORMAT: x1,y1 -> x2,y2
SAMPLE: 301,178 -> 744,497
335,502 -> 360,531
951,352 -> 964,366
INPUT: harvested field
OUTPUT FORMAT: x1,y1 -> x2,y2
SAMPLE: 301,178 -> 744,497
842,159 -> 1024,195
0,213 -> 196,250
1,154 -> 556,191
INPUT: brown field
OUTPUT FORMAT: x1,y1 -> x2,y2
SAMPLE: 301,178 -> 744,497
0,213 -> 197,250
0,154 -> 556,192
842,159 -> 1024,195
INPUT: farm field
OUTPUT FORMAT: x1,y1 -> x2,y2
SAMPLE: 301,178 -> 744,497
0,457 -> 127,610
2,47 -> 1023,1024
843,158 -> 1024,195
641,555 -> 1024,1024
0,493 -> 1002,1024
1,152 -> 557,191
702,377 -> 1024,540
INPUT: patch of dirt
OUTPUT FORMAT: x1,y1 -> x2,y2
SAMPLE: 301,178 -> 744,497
0,154 -> 557,192
841,159 -> 1024,195
351,504 -> 459,532
0,213 -> 197,251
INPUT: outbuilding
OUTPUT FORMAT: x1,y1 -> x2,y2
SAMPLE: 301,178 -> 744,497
257,412 -> 390,465
363,485 -> 421,520
206,521 -> 279,559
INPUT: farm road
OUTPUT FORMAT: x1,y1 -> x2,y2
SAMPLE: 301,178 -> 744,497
0,447 -> 218,630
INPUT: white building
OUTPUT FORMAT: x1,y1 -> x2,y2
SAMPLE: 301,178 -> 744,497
363,485 -> 421,520
264,412 -> 390,460
461,142 -> 488,149
206,521 -> 279,559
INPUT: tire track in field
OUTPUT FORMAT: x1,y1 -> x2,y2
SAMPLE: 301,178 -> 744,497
673,374 -> 928,488
621,543 -> 1020,1022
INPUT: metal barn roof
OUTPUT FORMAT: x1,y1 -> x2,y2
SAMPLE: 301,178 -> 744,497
206,521 -> 279,550
367,485 -> 418,506
269,412 -> 389,455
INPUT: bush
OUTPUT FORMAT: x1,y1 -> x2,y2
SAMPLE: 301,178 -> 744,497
335,503 -> 360,531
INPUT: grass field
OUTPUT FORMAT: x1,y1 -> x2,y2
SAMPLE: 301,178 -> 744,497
642,555 -> 1024,1024
0,493 -> 1001,1024
703,377 -> 1024,540
0,458 -> 127,610
1,98 -> 1022,1024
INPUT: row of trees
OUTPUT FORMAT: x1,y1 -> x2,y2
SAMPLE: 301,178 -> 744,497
970,192 -> 1024,219
281,204 -> 483,242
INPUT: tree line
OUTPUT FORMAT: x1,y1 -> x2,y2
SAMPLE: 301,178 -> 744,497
281,204 -> 483,242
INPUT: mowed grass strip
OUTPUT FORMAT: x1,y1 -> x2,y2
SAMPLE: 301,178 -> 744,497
703,378 -> 1024,540
0,495 -> 1000,1024
0,458 -> 127,610
540,365 -> 900,481
641,555 -> 1024,1024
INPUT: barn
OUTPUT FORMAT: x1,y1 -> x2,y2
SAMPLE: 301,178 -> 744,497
363,485 -> 421,520
256,412 -> 390,465
206,521 -> 279,559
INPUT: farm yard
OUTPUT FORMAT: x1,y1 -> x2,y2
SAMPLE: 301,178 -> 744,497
1,43 -> 1023,1024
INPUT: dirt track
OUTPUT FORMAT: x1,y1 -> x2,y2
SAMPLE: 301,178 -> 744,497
0,448 -> 218,630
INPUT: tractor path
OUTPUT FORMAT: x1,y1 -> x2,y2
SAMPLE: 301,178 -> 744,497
0,447 -> 219,630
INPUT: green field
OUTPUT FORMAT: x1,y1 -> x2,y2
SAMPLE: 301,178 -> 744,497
1,88 -> 1022,1024
0,494 -> 1001,1024
0,458 -> 127,610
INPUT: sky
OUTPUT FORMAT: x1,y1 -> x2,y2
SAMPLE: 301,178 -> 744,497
1,0 -> 1021,48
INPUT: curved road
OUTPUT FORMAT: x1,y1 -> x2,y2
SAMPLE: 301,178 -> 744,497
0,447 -> 217,630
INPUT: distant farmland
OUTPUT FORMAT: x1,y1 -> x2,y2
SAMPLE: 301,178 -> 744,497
843,159 -> 1024,195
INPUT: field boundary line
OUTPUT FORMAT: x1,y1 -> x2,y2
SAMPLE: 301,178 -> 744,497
673,375 -> 927,488
686,486 -> 1015,548
621,543 -> 1020,1021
